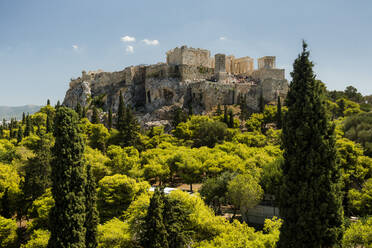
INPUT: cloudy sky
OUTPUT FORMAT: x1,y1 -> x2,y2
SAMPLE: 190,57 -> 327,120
0,0 -> 371,105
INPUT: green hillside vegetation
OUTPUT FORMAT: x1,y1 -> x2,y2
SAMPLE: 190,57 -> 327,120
0,46 -> 371,247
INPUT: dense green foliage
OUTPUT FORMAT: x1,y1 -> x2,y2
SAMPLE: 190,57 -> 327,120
0,44 -> 371,247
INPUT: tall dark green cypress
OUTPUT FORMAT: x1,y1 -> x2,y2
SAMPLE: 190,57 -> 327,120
48,107 -> 86,248
276,96 -> 282,129
228,110 -> 234,128
107,108 -> 112,130
22,112 -> 26,125
259,90 -> 265,113
24,115 -> 31,137
91,107 -> 99,124
47,99 -> 51,106
75,103 -> 83,118
215,104 -> 222,116
46,114 -> 52,133
122,107 -> 139,147
55,100 -> 61,109
278,42 -> 344,248
17,127 -> 23,143
1,188 -> 11,218
85,165 -> 98,248
141,189 -> 169,248
116,91 -> 126,132
223,105 -> 228,124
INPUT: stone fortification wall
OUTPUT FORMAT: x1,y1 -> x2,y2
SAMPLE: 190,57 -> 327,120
166,46 -> 213,68
251,68 -> 285,81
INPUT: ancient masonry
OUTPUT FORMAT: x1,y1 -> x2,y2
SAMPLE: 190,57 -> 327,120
63,45 -> 288,124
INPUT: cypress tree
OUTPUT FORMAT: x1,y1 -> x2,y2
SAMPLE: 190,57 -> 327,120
22,112 -> 26,125
107,108 -> 112,130
278,41 -> 343,248
75,103 -> 83,118
17,127 -> 23,143
228,110 -> 234,128
48,107 -> 86,248
82,107 -> 87,118
55,100 -> 61,109
141,189 -> 169,248
0,126 -> 3,139
91,107 -> 99,124
223,105 -> 228,124
85,165 -> 98,248
46,114 -> 53,133
116,91 -> 126,132
188,105 -> 193,117
215,104 -> 222,116
276,96 -> 282,129
259,90 -> 265,113
47,99 -> 51,106
24,115 -> 31,137
122,107 -> 139,147
1,188 -> 12,218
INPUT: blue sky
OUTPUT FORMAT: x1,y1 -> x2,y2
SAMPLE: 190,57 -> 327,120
0,0 -> 371,106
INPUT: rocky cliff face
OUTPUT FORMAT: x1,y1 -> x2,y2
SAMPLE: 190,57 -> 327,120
63,48 -> 289,126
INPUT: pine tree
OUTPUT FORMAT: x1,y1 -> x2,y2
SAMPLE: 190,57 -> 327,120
48,107 -> 86,248
91,107 -> 99,124
17,127 -> 23,143
107,108 -> 112,130
276,96 -> 282,129
141,189 -> 169,248
278,41 -> 344,248
85,165 -> 98,248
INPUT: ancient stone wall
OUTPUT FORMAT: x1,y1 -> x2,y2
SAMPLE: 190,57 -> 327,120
251,68 -> 285,81
166,46 -> 213,68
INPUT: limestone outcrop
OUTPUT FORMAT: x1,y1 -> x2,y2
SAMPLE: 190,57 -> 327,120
63,45 -> 289,125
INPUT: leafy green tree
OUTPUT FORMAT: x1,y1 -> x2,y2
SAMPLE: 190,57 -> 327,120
278,42 -> 344,248
342,217 -> 372,248
199,172 -> 234,214
85,165 -> 99,248
23,133 -> 53,203
48,107 -> 87,248
344,112 -> 372,156
141,189 -> 169,248
21,229 -> 50,248
227,173 -> 263,222
172,107 -> 187,127
97,218 -> 131,248
88,124 -> 109,153
348,178 -> 372,216
0,216 -> 18,248
97,174 -> 149,222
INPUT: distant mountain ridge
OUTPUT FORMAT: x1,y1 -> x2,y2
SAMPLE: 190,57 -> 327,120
0,105 -> 41,120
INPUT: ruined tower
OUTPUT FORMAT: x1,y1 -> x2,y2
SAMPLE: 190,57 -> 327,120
214,53 -> 227,81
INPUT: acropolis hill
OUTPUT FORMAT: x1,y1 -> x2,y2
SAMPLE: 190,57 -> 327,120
63,45 -> 289,125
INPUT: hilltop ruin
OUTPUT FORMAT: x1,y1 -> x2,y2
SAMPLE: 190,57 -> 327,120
63,45 -> 288,125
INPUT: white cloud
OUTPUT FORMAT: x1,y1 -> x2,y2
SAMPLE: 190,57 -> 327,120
72,44 -> 79,51
126,45 -> 134,53
219,37 -> 227,41
142,39 -> 159,46
121,36 -> 136,42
